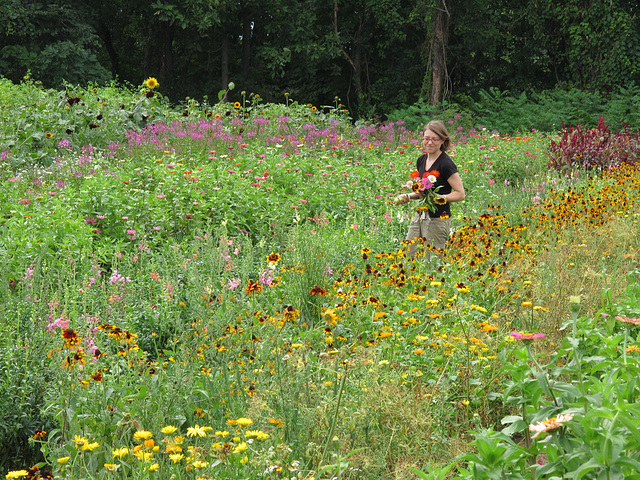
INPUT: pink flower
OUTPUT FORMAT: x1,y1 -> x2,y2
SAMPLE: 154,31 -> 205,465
529,414 -> 574,438
127,229 -> 136,235
300,199 -> 308,203
616,315 -> 640,326
511,331 -> 546,341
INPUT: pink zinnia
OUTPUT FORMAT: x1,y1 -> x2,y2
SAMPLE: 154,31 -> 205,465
616,315 -> 640,326
511,331 -> 546,341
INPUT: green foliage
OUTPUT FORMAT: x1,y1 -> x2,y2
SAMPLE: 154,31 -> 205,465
0,303 -> 56,471
447,284 -> 640,479
2,79 -> 640,479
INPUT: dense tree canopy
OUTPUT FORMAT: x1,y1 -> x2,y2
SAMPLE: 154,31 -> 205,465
1,0 -> 639,118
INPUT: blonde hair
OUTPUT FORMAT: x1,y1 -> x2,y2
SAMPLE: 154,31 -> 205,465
424,120 -> 451,152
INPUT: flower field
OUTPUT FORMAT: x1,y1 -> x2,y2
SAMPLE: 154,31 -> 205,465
2,78 -> 640,480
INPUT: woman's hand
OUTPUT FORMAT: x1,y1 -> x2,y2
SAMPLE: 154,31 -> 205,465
395,194 -> 411,205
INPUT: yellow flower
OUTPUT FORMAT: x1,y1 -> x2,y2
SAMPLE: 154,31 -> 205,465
134,430 -> 153,440
133,451 -> 154,461
192,460 -> 209,468
245,430 -> 269,440
161,425 -> 178,434
186,425 -> 208,437
215,430 -> 229,437
57,457 -> 71,464
233,442 -> 248,454
73,435 -> 88,446
104,464 -> 119,471
169,453 -> 184,463
235,417 -> 253,427
5,471 -> 29,478
148,463 -> 160,472
82,441 -> 100,451
144,77 -> 159,89
113,447 -> 129,458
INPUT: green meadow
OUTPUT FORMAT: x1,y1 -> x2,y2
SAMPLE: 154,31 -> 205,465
2,77 -> 640,480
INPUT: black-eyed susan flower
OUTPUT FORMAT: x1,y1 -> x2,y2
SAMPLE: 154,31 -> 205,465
310,285 -> 327,296
245,280 -> 262,295
266,252 -> 281,263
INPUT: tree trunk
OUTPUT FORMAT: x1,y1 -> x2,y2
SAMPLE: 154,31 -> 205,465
221,35 -> 229,90
429,0 -> 450,106
97,21 -> 119,78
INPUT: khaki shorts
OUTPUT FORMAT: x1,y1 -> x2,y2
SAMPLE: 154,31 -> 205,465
405,212 -> 451,258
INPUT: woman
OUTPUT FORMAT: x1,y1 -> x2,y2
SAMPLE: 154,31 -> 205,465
396,120 -> 465,259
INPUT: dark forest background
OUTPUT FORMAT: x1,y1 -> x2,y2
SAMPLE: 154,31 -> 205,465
1,0 -> 639,119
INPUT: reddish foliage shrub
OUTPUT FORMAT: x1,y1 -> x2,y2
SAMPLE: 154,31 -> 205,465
548,116 -> 640,172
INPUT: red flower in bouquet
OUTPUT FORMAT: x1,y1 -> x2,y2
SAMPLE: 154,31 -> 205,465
409,170 -> 444,212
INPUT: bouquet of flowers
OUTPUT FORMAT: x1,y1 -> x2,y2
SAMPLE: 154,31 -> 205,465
409,169 -> 446,213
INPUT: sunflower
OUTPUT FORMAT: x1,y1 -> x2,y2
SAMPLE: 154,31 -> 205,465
144,77 -> 159,89
45,132 -> 53,139
234,102 -> 241,108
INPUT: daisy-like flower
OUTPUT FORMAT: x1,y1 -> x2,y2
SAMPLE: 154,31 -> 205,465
112,447 -> 129,458
73,435 -> 88,446
233,442 -> 248,454
511,331 -> 546,341
57,457 -> 71,464
5,470 -> 29,478
616,315 -> 640,326
169,453 -> 184,463
144,77 -> 159,89
104,464 -> 119,471
161,425 -> 178,434
266,252 -> 281,263
235,417 -> 253,427
81,441 -> 100,451
134,430 -> 153,441
529,413 -> 574,438
309,285 -> 327,296
245,280 -> 262,295
186,425 -> 208,437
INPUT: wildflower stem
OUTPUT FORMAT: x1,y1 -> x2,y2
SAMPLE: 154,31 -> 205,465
318,367 -> 347,472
